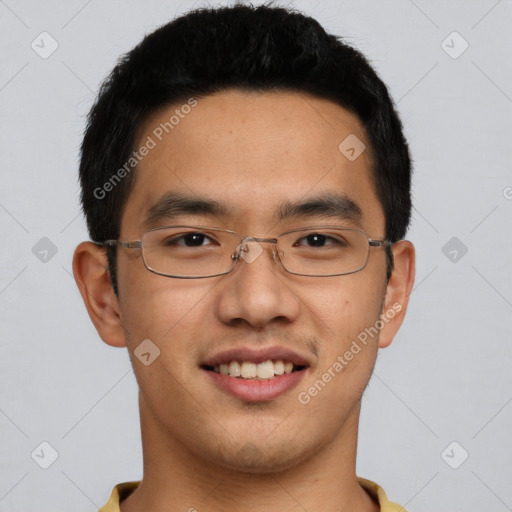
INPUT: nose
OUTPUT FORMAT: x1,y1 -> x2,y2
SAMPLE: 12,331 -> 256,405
215,239 -> 301,329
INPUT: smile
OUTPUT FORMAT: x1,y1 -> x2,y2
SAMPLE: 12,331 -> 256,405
203,359 -> 306,380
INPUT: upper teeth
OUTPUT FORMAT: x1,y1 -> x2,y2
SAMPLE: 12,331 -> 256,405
213,360 -> 296,379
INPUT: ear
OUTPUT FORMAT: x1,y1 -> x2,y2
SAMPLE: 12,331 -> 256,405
378,240 -> 415,348
72,242 -> 127,348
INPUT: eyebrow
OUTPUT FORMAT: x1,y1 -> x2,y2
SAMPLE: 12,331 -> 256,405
142,192 -> 230,227
142,191 -> 362,228
276,192 -> 362,224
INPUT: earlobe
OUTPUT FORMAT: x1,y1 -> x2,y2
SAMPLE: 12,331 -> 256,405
378,241 -> 415,348
72,241 -> 127,348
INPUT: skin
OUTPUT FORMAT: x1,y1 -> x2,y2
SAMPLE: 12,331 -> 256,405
73,90 -> 415,511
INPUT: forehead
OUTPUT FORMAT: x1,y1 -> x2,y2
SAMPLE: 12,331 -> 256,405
121,90 -> 384,234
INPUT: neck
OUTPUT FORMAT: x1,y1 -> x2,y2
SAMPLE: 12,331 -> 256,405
120,394 -> 378,512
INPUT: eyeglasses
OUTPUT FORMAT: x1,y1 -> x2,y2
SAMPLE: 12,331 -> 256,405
104,225 -> 391,279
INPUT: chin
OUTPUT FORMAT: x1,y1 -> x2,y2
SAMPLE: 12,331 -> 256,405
211,439 -> 315,474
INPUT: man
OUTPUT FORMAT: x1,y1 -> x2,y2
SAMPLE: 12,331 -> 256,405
73,4 -> 415,511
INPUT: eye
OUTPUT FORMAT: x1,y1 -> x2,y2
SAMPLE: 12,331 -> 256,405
164,232 -> 215,247
294,233 -> 347,248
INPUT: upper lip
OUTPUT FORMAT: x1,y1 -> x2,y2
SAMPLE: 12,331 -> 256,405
202,346 -> 311,368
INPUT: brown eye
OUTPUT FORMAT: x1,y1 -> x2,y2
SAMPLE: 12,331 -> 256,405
164,232 -> 213,247
294,233 -> 346,248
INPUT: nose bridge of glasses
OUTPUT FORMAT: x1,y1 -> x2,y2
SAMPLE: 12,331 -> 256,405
233,236 -> 279,265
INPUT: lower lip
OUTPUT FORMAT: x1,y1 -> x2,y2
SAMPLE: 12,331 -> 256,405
203,368 -> 307,402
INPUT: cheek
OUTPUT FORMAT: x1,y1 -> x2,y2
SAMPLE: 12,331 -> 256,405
300,276 -> 385,393
117,261 -> 214,355
117,275 -> 215,415
295,279 -> 384,424
303,276 -> 385,345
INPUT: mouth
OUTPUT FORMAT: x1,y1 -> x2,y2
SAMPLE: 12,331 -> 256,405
202,359 -> 307,380
200,347 -> 310,402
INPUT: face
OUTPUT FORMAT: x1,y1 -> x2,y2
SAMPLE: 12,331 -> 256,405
80,90 -> 412,473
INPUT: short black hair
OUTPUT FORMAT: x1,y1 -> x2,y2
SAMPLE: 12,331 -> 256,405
79,3 -> 412,293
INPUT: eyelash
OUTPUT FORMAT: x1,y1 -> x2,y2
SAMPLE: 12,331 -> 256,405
165,232 -> 346,248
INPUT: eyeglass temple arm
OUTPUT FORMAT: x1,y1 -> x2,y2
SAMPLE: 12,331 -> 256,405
102,240 -> 142,249
369,239 -> 392,248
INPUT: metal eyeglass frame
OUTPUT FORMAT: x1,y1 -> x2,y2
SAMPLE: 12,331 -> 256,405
103,225 -> 392,279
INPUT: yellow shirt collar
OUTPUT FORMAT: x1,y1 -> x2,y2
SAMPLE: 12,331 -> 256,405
99,478 -> 406,511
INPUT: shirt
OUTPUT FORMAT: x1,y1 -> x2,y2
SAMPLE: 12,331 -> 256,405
98,477 -> 406,511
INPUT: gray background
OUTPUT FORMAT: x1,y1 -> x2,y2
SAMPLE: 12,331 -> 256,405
1,0 -> 511,510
